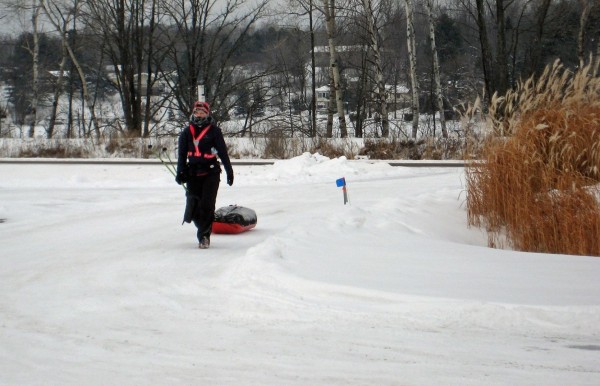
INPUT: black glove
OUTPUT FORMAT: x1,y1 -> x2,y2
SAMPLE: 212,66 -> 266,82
227,172 -> 234,186
175,172 -> 187,185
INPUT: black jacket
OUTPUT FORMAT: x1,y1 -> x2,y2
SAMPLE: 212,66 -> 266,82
177,117 -> 233,178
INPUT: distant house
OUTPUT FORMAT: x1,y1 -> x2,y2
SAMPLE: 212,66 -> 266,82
315,85 -> 330,112
385,84 -> 411,110
315,83 -> 410,113
104,65 -> 168,97
310,46 -> 412,113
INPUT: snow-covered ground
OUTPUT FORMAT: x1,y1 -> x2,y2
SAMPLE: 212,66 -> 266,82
0,154 -> 599,385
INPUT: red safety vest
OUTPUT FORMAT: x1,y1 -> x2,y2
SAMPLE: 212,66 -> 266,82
187,124 -> 216,160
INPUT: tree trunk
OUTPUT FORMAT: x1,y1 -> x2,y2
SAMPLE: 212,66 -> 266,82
143,0 -> 158,138
47,29 -> 67,139
361,0 -> 388,137
66,54 -> 74,139
578,0 -> 592,68
355,54 -> 369,138
310,0 -> 317,137
29,0 -> 41,138
405,0 -> 419,139
495,0 -> 509,95
507,3 -> 528,89
426,0 -> 447,138
327,68 -> 335,137
322,0 -> 347,137
596,26 -> 600,74
475,0 -> 494,101
70,43 -> 98,136
528,0 -> 552,77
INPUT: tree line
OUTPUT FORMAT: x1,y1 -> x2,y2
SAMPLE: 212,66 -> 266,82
0,0 -> 598,140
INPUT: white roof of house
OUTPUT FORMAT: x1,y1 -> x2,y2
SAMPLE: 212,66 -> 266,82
386,84 -> 410,93
314,45 -> 368,53
48,70 -> 70,77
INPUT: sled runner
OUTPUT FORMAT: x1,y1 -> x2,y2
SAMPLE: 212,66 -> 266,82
212,205 -> 257,234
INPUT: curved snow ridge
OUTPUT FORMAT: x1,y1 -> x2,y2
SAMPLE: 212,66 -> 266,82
214,236 -> 340,323
296,281 -> 600,336
324,206 -> 369,231
215,234 -> 600,336
217,236 -> 289,291
213,234 -> 406,321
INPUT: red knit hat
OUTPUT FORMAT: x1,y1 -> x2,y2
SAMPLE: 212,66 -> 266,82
193,101 -> 210,114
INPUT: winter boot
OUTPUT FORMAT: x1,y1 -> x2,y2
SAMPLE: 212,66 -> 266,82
199,236 -> 210,249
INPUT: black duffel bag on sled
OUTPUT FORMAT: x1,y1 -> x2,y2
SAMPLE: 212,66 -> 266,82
212,205 -> 257,234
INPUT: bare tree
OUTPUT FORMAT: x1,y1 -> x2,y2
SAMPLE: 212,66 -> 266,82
528,0 -> 552,76
286,0 -> 319,137
473,0 -> 494,101
321,0 -> 348,137
359,0 -> 388,137
28,0 -> 41,138
495,0 -> 509,95
577,0 -> 594,68
426,0 -> 447,138
351,50 -> 370,137
45,17 -> 67,139
142,0 -> 160,137
9,0 -> 45,137
405,0 -> 419,138
83,0 -> 162,135
597,22 -> 600,73
161,0 -> 269,122
39,0 -> 100,137
460,0 -> 519,100
265,28 -> 314,136
308,0 -> 318,137
326,67 -> 335,136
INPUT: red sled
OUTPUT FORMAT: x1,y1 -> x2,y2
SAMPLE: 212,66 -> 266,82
212,221 -> 256,234
212,205 -> 257,234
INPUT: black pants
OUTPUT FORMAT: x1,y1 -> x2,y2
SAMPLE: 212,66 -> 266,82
186,173 -> 220,242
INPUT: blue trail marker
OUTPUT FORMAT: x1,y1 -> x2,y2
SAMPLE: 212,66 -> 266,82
335,177 -> 349,205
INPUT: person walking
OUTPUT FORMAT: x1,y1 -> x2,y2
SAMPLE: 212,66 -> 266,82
176,101 -> 234,249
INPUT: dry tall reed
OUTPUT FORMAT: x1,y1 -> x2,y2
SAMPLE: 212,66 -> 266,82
466,60 -> 600,256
